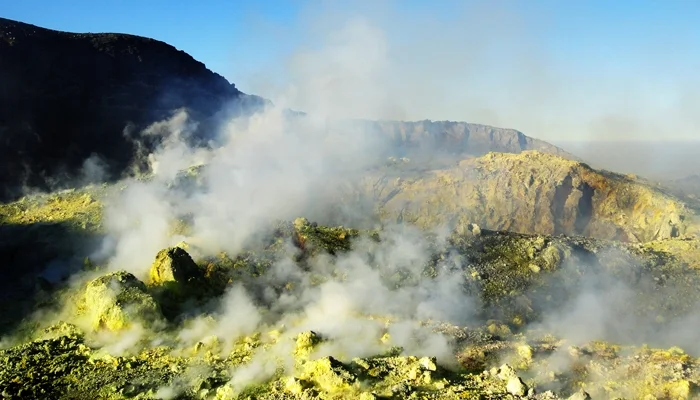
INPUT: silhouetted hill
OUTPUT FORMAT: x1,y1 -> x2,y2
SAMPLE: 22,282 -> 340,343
0,17 -> 266,200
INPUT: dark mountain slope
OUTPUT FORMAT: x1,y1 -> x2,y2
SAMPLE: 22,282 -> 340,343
0,17 -> 266,200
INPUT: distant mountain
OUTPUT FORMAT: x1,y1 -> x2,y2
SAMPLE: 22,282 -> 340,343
0,17 -> 266,200
368,120 -> 577,163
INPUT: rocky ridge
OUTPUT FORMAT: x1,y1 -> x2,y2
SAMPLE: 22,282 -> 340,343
349,150 -> 700,243
368,120 -> 577,163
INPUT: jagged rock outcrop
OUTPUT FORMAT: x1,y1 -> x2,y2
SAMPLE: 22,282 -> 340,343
148,246 -> 201,286
0,17 -> 267,200
351,150 -> 699,242
147,246 -> 216,319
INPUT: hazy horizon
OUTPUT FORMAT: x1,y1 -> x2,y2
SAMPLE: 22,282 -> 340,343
553,139 -> 700,179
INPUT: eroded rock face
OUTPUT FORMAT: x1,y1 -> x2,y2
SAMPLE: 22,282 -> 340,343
350,151 -> 698,242
368,120 -> 577,162
82,271 -> 162,331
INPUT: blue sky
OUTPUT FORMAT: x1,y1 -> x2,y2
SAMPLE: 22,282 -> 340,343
1,0 -> 303,87
3,1 -> 700,141
4,1 -> 699,87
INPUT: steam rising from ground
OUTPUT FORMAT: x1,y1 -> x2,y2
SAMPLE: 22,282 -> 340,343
83,26 -> 476,387
533,253 -> 700,355
96,105 -> 387,275
82,63 -> 483,391
88,94 -> 700,394
93,13 -> 410,276
14,9 -> 700,397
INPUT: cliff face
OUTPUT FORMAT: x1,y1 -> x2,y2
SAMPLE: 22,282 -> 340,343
371,120 -> 576,161
0,17 -> 266,200
348,151 -> 700,242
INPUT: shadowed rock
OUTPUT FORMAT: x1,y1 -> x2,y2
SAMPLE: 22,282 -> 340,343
0,17 -> 267,200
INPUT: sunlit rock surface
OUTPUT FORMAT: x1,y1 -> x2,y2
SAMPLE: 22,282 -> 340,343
2,186 -> 700,398
347,151 -> 700,242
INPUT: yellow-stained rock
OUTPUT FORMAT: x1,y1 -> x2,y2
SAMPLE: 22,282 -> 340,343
82,271 -> 162,331
148,246 -> 201,286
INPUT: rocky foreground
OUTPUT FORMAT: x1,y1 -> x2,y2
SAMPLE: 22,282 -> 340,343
2,187 -> 700,399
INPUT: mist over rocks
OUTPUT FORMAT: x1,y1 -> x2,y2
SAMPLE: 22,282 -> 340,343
81,270 -> 163,332
3,211 -> 700,398
148,246 -> 202,287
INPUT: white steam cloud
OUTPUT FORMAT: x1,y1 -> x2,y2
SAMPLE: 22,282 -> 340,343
83,17 -> 478,395
47,7 -> 700,398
